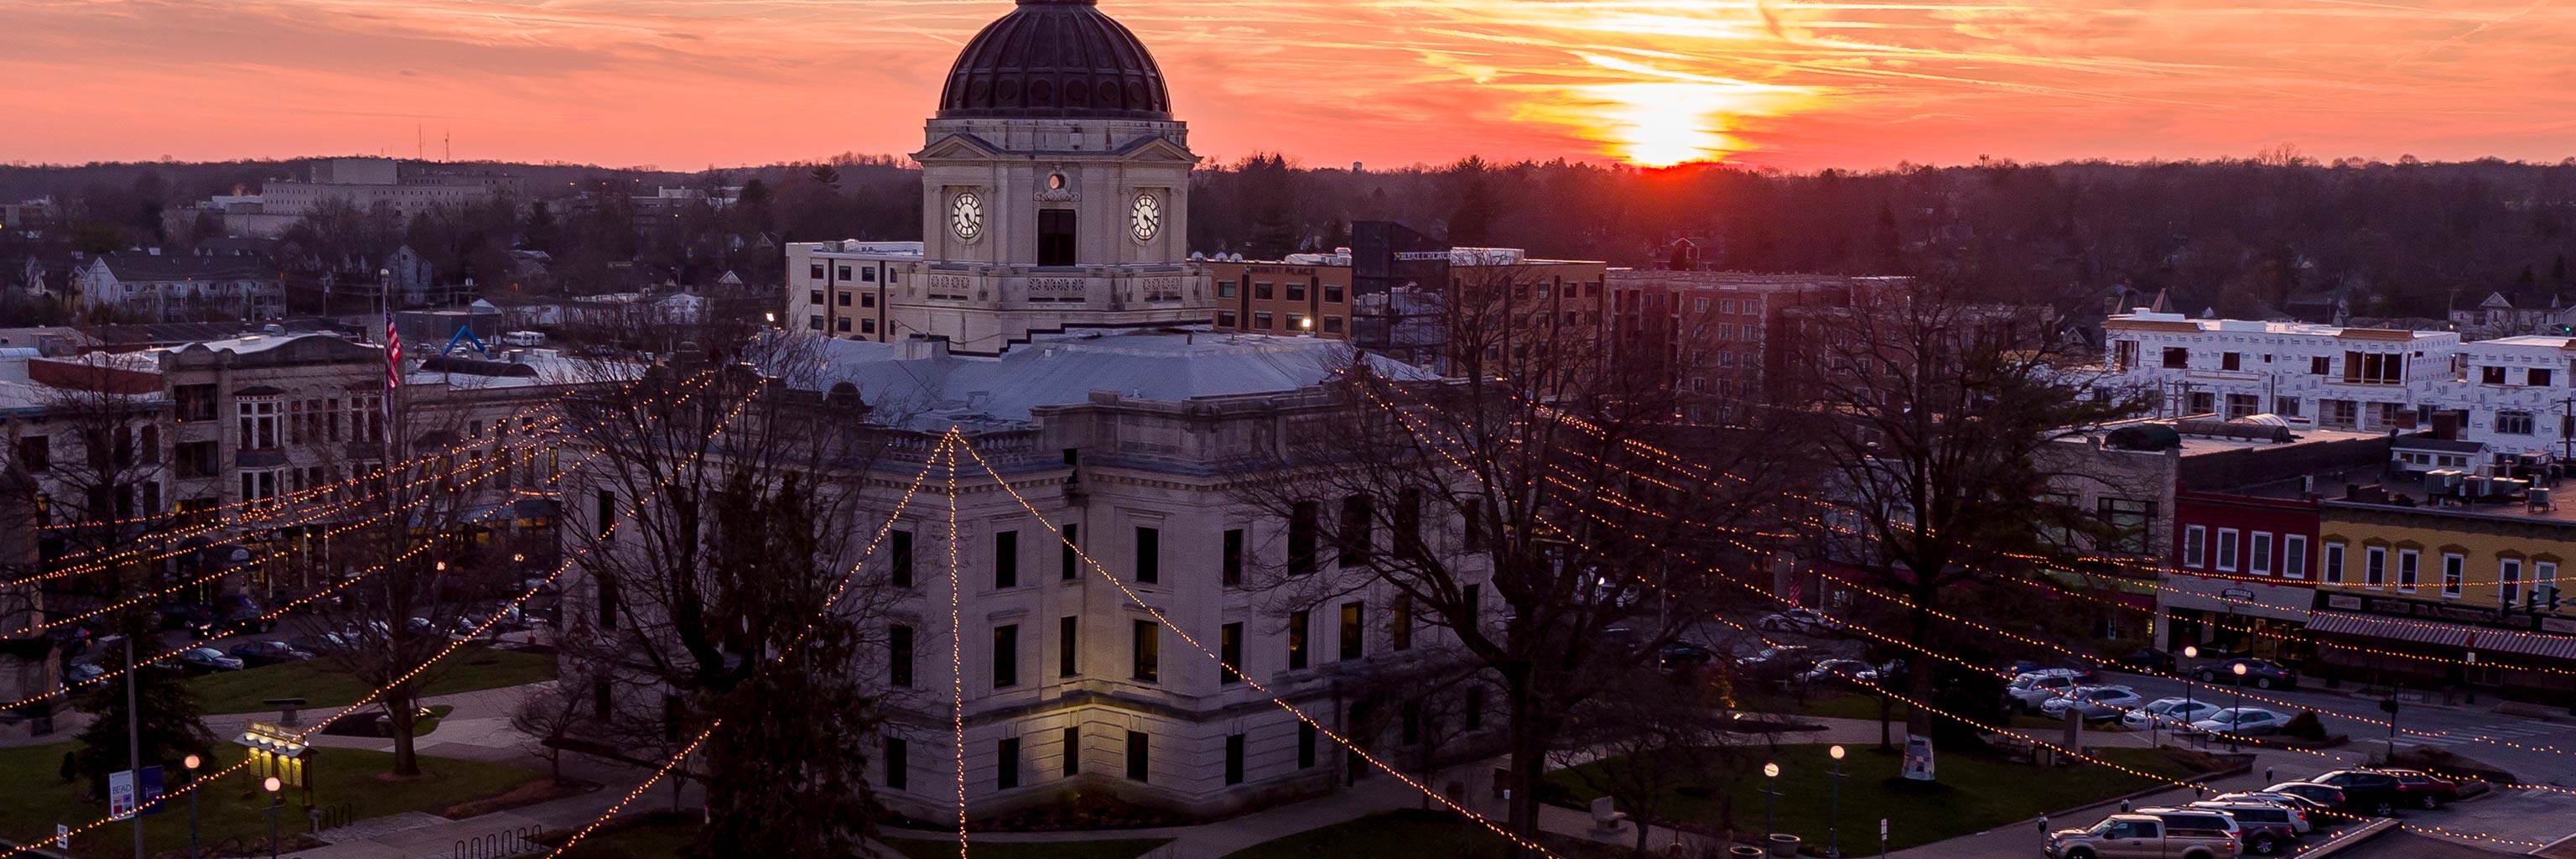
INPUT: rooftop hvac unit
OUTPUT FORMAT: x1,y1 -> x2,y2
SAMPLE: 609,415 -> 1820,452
2498,477 -> 2531,497
2466,475 -> 2495,497
2424,471 -> 2455,496
2532,487 -> 2555,512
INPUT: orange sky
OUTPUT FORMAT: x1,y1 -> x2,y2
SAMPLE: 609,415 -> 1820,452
5,0 -> 2573,171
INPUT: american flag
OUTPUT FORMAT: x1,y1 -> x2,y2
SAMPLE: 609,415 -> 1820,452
384,314 -> 403,389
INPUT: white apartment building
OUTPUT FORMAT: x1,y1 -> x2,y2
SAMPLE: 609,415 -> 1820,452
262,158 -> 519,220
2103,311 -> 2463,433
785,241 -> 922,340
2442,336 -> 2576,459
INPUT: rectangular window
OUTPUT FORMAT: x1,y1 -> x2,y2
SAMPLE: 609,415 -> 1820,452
1392,596 -> 1413,651
1132,620 -> 1159,683
2284,534 -> 2309,580
2500,411 -> 2536,435
992,624 -> 1019,689
886,737 -> 908,790
2183,525 -> 2207,568
1057,615 -> 1080,677
1324,283 -> 1343,303
838,265 -> 853,281
2311,356 -> 2331,376
891,624 -> 915,688
1463,584 -> 1481,627
1125,731 -> 1149,782
1135,526 -> 1159,584
1322,315 -> 1344,335
2502,559 -> 2524,607
1297,721 -> 1317,768
1286,611 -> 1309,670
1220,622 -> 1243,685
2539,562 -> 2559,607
2163,347 -> 2189,368
1253,311 -> 1273,330
2097,498 -> 2155,554
1217,310 -> 1238,328
2484,366 -> 2508,384
998,737 -> 1021,789
1218,281 -> 1238,299
1286,281 -> 1307,301
995,529 -> 1019,589
2250,533 -> 2274,576
2222,351 -> 2241,371
2365,546 -> 2386,587
2215,528 -> 2240,571
1224,734 -> 1246,785
595,489 -> 617,540
2443,554 -> 2464,596
1339,602 -> 1364,660
1340,496 -> 1373,565
2324,542 -> 2346,584
1254,281 -> 1274,300
1288,501 -> 1319,574
1062,523 -> 1080,580
598,573 -> 619,630
892,530 -> 915,588
1062,726 -> 1081,776
1222,528 -> 1244,586
2398,549 -> 2419,591
1462,500 -> 1484,549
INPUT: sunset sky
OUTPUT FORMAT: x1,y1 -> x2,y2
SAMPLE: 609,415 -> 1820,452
6,0 -> 2573,171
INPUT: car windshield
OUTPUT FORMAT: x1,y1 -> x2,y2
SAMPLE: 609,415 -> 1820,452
188,648 -> 220,658
2089,820 -> 2117,836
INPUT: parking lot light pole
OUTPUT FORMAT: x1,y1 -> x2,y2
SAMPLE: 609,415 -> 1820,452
1828,746 -> 1847,857
184,754 -> 201,859
2182,646 -> 2199,747
2230,663 -> 2248,752
265,776 -> 282,859
1763,763 -> 1781,839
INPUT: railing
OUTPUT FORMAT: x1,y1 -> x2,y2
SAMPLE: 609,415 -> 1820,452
312,802 -> 356,832
454,824 -> 543,859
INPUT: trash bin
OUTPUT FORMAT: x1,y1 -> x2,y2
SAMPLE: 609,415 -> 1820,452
1727,846 -> 1763,858
1767,833 -> 1802,857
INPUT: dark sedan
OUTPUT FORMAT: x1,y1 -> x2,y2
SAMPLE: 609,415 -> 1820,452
229,640 -> 317,668
2195,657 -> 2298,690
2309,770 -> 2402,815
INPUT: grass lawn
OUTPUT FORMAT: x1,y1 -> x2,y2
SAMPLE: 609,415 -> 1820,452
1547,742 -> 2208,852
0,741 -> 542,859
188,646 -> 556,714
1219,810 -> 1631,859
886,836 -> 1173,858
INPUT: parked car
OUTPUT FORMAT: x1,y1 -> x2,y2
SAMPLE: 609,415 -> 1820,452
174,647 -> 244,672
1756,608 -> 1836,633
2127,647 -> 2179,674
1656,641 -> 1716,672
2039,685 -> 2145,721
2187,800 -> 2303,854
2006,672 -> 2085,711
155,603 -> 218,636
2187,707 -> 2291,737
2261,782 -> 2351,814
2211,792 -> 2328,825
1795,659 -> 1881,686
2006,661 -> 2100,683
64,661 -> 106,686
2123,697 -> 2225,731
2308,770 -> 2404,815
2194,658 -> 2298,690
228,640 -> 316,668
215,595 -> 274,634
2045,810 -> 2240,859
288,632 -> 355,655
2376,768 -> 2461,809
1734,646 -> 1815,681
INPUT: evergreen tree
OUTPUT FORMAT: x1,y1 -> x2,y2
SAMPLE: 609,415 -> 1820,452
71,613 -> 214,799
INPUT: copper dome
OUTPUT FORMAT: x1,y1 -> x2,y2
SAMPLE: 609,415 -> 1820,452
939,0 -> 1172,121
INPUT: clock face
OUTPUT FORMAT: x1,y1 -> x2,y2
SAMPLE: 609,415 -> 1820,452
951,191 -> 984,242
1131,193 -> 1162,242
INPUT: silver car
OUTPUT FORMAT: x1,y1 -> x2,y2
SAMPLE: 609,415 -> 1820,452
2185,707 -> 2291,736
2038,685 -> 2143,721
2122,696 -> 2224,731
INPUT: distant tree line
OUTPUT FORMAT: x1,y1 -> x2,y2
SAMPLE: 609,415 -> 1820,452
13,151 -> 2576,319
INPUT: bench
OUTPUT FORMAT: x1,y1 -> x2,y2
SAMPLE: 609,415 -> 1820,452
1591,797 -> 1629,832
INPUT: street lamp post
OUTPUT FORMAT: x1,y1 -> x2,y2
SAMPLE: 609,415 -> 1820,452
1828,746 -> 1847,857
2181,645 -> 2199,747
2229,663 -> 2248,752
1763,763 -> 1781,840
184,754 -> 202,859
264,776 -> 283,859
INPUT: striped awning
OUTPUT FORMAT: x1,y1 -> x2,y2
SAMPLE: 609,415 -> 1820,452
2466,627 -> 2576,662
2305,612 -> 2475,647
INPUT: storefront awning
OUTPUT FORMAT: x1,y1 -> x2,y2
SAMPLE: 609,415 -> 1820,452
2306,612 -> 2475,648
2464,627 -> 2576,662
2156,572 -> 2318,622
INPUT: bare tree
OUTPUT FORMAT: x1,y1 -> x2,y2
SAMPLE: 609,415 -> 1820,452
1550,665 -> 1749,856
557,324 -> 911,856
511,680 -> 588,788
1238,263 -> 1802,841
1775,277 -> 2148,758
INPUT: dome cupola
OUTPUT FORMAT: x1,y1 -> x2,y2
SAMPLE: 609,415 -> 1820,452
939,0 -> 1172,120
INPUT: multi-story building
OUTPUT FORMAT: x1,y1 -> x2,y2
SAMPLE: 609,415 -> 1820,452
1197,230 -> 1608,374
2102,311 -> 2464,430
74,252 -> 286,323
2310,479 -> 2576,697
261,158 -> 521,221
1605,270 -> 1886,419
626,0 -> 1505,819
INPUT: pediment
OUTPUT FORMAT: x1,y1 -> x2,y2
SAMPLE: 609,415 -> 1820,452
915,133 -> 1005,162
1111,136 -> 1202,164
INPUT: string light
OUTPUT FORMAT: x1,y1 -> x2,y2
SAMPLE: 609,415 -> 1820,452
944,434 -> 969,859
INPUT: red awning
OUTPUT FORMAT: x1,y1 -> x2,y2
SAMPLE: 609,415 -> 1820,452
2304,612 -> 2474,648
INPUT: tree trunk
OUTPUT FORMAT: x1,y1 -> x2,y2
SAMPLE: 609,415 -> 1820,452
1504,672 -> 1546,847
387,686 -> 421,776
1633,811 -> 1653,855
1903,599 -> 1937,741
1878,692 -> 1894,752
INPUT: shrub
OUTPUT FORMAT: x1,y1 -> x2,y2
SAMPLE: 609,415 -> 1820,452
2281,711 -> 2329,742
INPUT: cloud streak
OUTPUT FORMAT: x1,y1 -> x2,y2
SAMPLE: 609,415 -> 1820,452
1,0 -> 2570,169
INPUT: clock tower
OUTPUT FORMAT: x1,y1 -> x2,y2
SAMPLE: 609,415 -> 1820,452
900,0 -> 1212,355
